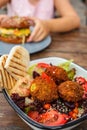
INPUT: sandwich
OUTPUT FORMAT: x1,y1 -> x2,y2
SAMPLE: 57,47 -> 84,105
4,45 -> 30,80
0,16 -> 33,44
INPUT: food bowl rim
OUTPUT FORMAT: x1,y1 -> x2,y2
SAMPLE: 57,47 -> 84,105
2,57 -> 87,130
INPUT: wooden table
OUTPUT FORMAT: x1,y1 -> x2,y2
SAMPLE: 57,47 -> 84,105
0,26 -> 87,130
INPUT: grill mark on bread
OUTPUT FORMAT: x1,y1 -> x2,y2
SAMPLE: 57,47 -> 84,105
9,75 -> 16,89
5,68 -> 10,89
13,52 -> 22,59
10,59 -> 26,69
0,57 -> 5,87
4,56 -> 9,89
6,66 -> 27,77
7,70 -> 25,79
0,70 -> 2,86
2,59 -> 7,88
11,72 -> 25,77
6,57 -> 27,67
13,51 -> 29,61
0,70 -> 3,87
16,49 -> 29,59
0,70 -> 4,87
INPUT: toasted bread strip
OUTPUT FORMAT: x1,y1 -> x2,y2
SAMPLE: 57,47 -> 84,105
0,55 -> 16,90
0,69 -> 3,87
5,46 -> 30,80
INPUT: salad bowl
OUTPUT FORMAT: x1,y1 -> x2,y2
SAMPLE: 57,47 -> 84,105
3,57 -> 87,130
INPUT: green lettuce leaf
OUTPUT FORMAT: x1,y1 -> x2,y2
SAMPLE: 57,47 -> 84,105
27,64 -> 44,77
59,59 -> 73,72
59,59 -> 76,80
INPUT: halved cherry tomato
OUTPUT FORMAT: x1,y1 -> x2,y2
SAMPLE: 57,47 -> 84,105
38,109 -> 70,126
28,111 -> 39,121
41,72 -> 51,82
37,63 -> 51,68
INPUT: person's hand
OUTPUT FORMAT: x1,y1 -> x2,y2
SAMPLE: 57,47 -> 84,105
27,17 -> 50,42
0,15 -> 8,22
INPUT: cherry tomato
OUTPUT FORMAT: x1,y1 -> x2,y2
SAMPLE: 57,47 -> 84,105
41,72 -> 51,82
38,109 -> 70,126
43,103 -> 51,110
28,111 -> 39,121
37,63 -> 51,68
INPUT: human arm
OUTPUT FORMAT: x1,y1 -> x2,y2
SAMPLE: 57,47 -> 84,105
0,0 -> 10,8
0,0 -> 10,20
46,0 -> 80,32
27,0 -> 80,42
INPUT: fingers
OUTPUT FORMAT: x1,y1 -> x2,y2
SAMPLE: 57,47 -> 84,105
0,15 -> 8,21
31,27 -> 43,41
27,22 -> 40,42
27,18 -> 49,42
27,25 -> 46,42
33,30 -> 47,42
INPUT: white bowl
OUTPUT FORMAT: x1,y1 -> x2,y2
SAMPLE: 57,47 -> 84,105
3,57 -> 87,130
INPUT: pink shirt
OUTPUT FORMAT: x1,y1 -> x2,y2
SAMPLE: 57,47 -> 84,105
7,0 -> 54,20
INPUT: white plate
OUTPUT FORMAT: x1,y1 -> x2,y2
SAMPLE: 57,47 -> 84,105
0,35 -> 51,55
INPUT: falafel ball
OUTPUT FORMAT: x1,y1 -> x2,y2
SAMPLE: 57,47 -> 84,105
45,66 -> 69,85
29,76 -> 58,102
58,81 -> 84,102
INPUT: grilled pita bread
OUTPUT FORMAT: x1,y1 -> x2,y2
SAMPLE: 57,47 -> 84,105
0,55 -> 16,90
5,46 -> 30,80
0,68 -> 3,87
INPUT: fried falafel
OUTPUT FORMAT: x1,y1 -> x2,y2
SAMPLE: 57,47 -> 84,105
45,66 -> 69,85
58,81 -> 84,102
29,75 -> 58,102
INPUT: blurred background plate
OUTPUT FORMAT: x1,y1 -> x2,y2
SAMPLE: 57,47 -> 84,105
0,35 -> 51,55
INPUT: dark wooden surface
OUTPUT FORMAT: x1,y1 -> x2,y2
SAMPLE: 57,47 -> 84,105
0,26 -> 87,130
